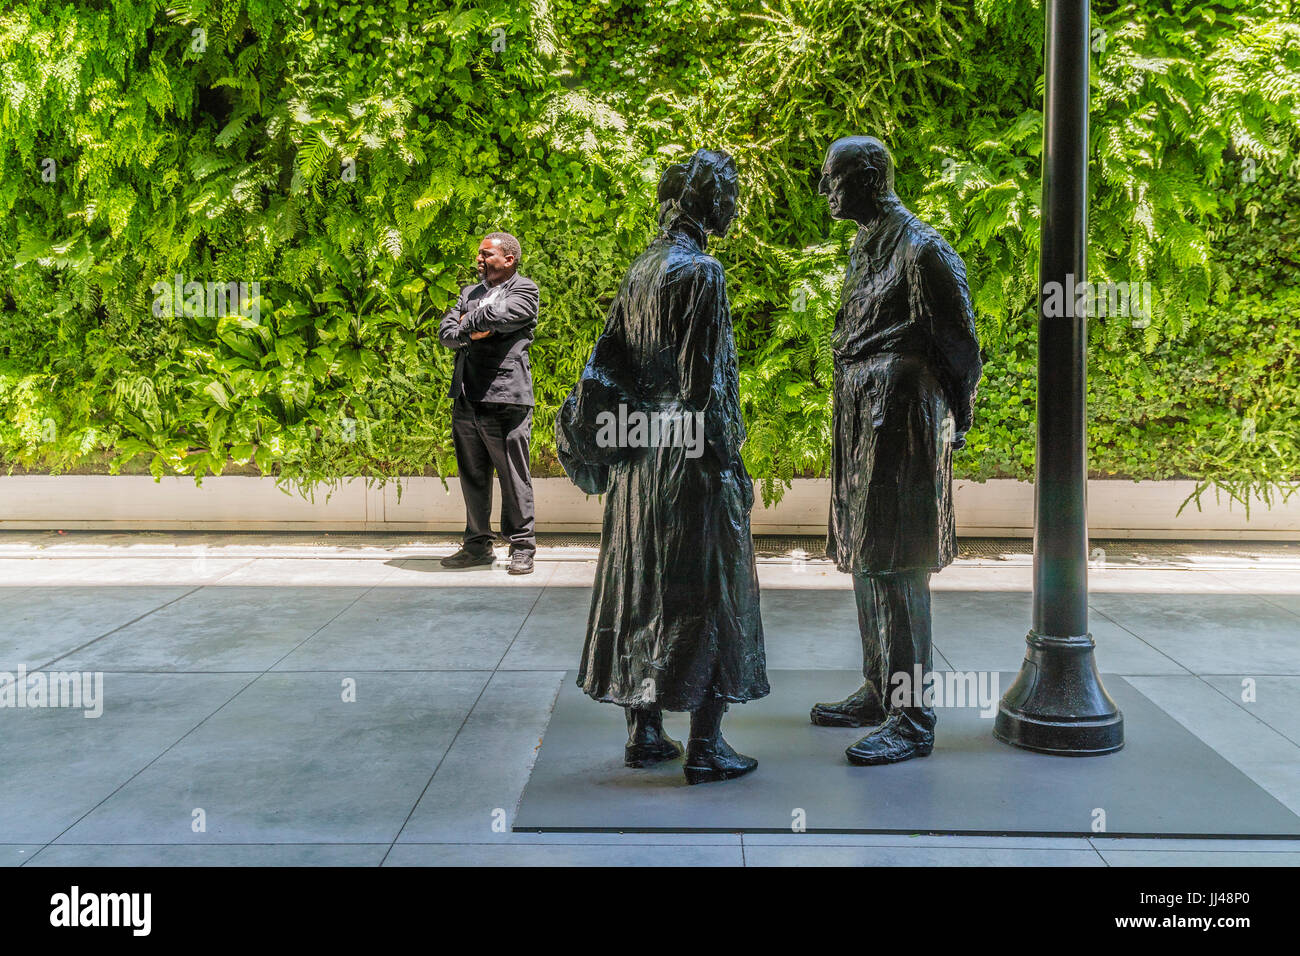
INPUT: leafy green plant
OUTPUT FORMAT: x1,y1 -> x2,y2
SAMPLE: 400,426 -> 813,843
1,0 -> 1296,509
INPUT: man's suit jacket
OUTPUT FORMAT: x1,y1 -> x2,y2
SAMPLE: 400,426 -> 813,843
438,272 -> 539,405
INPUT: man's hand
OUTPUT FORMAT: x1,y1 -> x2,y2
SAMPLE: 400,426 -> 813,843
469,329 -> 492,341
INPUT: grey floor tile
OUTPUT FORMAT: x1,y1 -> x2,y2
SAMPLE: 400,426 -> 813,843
57,586 -> 371,672
934,591 -> 1186,675
743,833 -> 1094,849
387,559 -> 557,589
0,673 -> 253,844
743,845 -> 1105,866
0,558 -> 248,587
1200,676 -> 1300,745
0,586 -> 195,669
1128,676 -> 1300,817
1258,593 -> 1300,617
272,588 -> 543,671
2,846 -> 42,867
25,843 -> 389,866
501,585 -> 916,673
1090,837 -> 1300,852
1098,850 -> 1300,866
383,842 -> 745,866
55,671 -> 489,845
497,588 -> 589,669
1089,593 -> 1300,674
474,832 -> 745,846
757,588 -> 867,670
398,670 -> 564,843
212,558 -> 400,587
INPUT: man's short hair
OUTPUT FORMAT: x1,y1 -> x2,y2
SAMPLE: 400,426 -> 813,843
483,231 -> 521,266
830,135 -> 896,198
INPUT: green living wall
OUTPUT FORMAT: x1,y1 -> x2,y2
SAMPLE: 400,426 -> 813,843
1,0 -> 1297,506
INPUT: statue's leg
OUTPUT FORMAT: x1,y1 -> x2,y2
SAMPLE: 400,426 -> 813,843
623,703 -> 683,768
845,569 -> 936,765
683,697 -> 757,785
809,570 -> 891,727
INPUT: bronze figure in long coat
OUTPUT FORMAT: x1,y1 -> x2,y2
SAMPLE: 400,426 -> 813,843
811,135 -> 982,765
556,149 -> 768,784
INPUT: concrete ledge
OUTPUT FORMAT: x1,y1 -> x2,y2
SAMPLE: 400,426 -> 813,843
0,475 -> 1296,539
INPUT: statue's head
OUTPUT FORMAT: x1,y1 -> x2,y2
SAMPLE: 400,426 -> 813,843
819,136 -> 896,225
657,148 -> 739,239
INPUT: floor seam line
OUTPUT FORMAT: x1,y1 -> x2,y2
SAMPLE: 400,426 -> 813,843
1086,603 -> 1192,675
35,584 -> 208,671
1196,675 -> 1300,749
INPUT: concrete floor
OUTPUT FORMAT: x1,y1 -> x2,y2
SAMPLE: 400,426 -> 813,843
0,534 -> 1297,866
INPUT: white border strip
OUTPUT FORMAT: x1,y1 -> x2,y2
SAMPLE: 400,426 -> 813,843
0,476 -> 1296,539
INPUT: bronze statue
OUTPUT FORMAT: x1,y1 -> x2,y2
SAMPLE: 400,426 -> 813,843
812,136 -> 983,765
556,148 -> 769,784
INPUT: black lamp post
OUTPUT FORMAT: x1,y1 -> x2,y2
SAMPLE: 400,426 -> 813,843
994,0 -> 1124,755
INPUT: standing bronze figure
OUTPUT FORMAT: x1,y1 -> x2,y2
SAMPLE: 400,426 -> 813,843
556,149 -> 769,785
812,136 -> 983,765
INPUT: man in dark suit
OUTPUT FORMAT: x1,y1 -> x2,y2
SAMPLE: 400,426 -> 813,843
437,232 -> 540,574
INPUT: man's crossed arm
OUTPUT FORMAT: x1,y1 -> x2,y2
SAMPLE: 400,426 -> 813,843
438,279 -> 539,350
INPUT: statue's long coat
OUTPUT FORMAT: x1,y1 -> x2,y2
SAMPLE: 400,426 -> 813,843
556,222 -> 769,711
828,200 -> 983,574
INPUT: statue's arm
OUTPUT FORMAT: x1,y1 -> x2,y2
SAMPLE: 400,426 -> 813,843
916,240 -> 982,441
676,258 -> 725,411
555,292 -> 631,493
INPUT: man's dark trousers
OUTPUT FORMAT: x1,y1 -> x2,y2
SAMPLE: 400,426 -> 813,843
452,396 -> 536,557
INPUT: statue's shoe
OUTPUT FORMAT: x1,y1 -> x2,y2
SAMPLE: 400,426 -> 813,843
683,738 -> 758,785
625,732 -> 684,768
845,715 -> 934,766
810,684 -> 887,728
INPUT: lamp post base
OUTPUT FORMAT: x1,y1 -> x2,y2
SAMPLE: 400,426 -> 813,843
994,630 -> 1124,756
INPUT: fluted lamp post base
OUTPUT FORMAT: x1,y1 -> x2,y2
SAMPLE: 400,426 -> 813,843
994,631 -> 1125,756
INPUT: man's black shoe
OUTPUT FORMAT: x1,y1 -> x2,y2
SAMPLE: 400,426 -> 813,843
441,548 -> 495,569
810,682 -> 888,728
507,551 -> 535,575
845,713 -> 934,766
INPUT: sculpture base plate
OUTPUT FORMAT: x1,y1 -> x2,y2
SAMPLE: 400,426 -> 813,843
514,670 -> 1300,838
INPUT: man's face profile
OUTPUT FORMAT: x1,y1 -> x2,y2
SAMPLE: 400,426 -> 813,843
818,141 -> 887,226
476,238 -> 514,284
819,146 -> 864,222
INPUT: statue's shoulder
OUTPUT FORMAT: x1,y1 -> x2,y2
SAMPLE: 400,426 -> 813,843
904,218 -> 964,275
665,245 -> 724,284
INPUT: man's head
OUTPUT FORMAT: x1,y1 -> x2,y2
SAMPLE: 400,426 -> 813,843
819,136 -> 896,225
657,148 -> 739,238
477,232 -> 521,284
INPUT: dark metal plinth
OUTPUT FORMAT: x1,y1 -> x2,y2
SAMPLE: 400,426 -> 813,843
514,670 -> 1300,837
995,631 -> 1124,755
